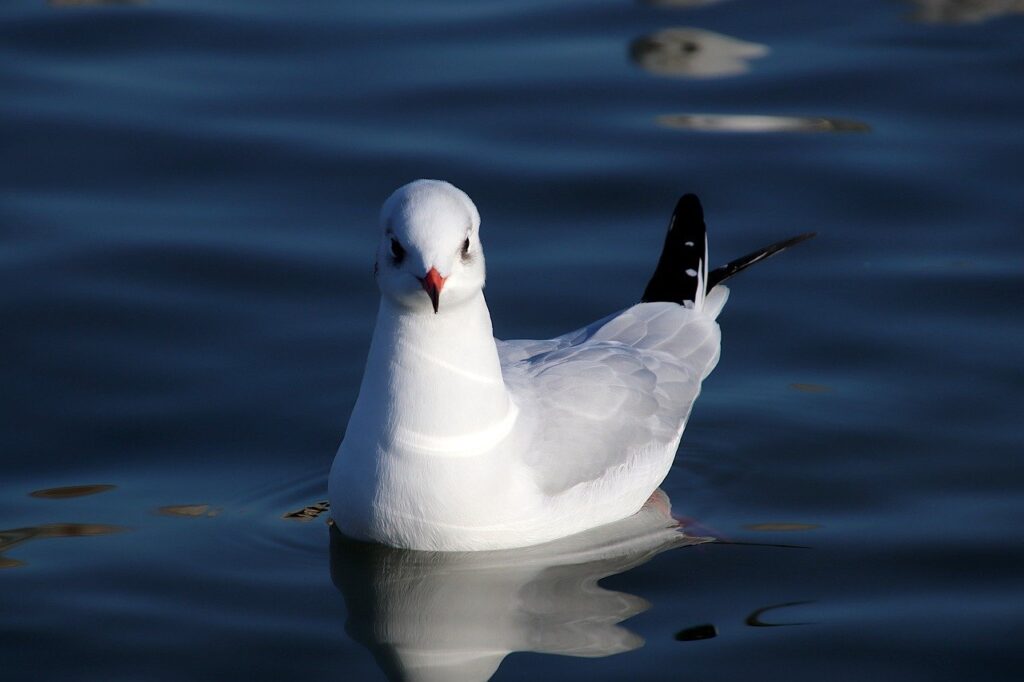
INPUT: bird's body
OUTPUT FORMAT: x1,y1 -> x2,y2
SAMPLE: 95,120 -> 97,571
329,180 -> 809,551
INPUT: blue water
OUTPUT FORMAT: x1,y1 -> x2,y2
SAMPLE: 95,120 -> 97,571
3,0 -> 1023,680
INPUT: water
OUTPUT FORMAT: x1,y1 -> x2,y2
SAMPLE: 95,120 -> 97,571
2,0 -> 1023,680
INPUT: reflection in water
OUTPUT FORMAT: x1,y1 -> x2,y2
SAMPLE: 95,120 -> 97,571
0,523 -> 125,569
657,113 -> 870,133
330,491 -> 710,682
904,0 -> 1024,23
631,28 -> 768,79
30,484 -> 116,499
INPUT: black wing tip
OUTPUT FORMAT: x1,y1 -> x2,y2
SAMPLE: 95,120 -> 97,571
780,231 -> 817,247
641,192 -> 707,304
671,194 -> 704,228
642,195 -> 817,303
678,192 -> 702,208
706,230 -> 817,291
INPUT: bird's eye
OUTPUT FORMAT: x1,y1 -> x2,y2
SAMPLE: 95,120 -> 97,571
390,238 -> 405,263
461,238 -> 471,258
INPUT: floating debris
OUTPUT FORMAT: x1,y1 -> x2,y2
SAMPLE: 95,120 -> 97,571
657,114 -> 870,133
283,501 -> 330,521
30,484 -> 116,499
158,504 -> 221,518
631,28 -> 768,79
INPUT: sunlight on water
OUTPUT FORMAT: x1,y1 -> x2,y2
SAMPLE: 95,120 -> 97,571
631,28 -> 769,79
657,114 -> 871,133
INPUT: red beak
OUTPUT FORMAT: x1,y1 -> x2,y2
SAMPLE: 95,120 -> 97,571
418,267 -> 446,313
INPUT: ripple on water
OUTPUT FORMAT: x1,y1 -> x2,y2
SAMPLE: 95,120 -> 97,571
190,469 -> 334,564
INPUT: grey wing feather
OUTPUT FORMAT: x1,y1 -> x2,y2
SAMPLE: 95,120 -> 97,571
497,297 -> 724,495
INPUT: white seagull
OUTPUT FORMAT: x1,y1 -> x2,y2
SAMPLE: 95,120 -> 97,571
329,179 -> 811,551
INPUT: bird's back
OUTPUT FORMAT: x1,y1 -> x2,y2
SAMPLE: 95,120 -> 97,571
497,287 -> 727,530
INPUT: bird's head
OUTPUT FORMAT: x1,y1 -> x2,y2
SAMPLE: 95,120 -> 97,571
375,179 -> 485,314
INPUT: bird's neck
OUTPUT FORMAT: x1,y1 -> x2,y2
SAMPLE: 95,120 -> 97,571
355,292 -> 516,454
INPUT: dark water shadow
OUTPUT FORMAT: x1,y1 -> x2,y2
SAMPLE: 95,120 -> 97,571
330,491 -> 710,682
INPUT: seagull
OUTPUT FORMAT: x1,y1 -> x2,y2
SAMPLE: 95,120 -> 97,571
329,179 -> 812,551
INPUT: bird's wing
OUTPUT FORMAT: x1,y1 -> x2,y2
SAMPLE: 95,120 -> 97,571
497,288 -> 728,495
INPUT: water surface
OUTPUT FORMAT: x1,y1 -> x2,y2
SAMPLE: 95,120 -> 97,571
2,0 -> 1023,680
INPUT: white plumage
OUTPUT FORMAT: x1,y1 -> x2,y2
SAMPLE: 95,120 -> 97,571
329,179 -> 727,551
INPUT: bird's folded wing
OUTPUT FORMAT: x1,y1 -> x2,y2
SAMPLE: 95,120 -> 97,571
497,298 -> 724,495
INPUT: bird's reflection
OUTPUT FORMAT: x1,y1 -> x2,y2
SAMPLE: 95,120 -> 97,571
904,0 -> 1024,23
330,490 -> 711,682
631,28 -> 769,79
